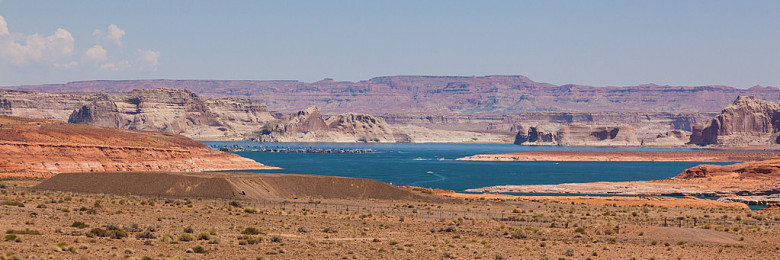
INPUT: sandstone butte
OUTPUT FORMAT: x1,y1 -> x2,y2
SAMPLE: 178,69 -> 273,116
0,115 -> 277,178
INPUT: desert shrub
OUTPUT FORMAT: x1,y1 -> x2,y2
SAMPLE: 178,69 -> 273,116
241,227 -> 260,235
238,235 -> 262,245
244,208 -> 257,214
270,235 -> 283,243
297,227 -> 310,233
136,231 -> 157,239
191,246 -> 207,253
4,234 -> 19,242
1,201 -> 24,207
564,248 -> 574,257
6,229 -> 41,235
71,222 -> 89,229
574,227 -> 586,234
322,227 -> 337,233
444,225 -> 456,232
229,201 -> 242,208
197,232 -> 211,240
86,228 -> 108,238
183,226 -> 195,234
104,223 -> 120,231
125,223 -> 142,232
160,234 -> 174,242
109,229 -> 128,239
179,233 -> 196,242
510,230 -> 526,239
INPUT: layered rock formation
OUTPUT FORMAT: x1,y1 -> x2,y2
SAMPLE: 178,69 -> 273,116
0,115 -> 275,178
514,124 -> 640,146
382,111 -> 714,143
255,106 -> 395,142
6,76 -> 779,114
557,125 -> 638,146
690,96 -> 780,146
1,89 -> 275,140
256,106 -> 511,143
514,126 -> 555,145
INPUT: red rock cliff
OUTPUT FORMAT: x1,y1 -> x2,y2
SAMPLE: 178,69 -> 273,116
0,115 -> 276,178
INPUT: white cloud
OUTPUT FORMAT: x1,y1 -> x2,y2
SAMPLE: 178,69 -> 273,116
0,16 -> 75,67
54,61 -> 78,69
0,15 -> 160,75
0,16 -> 8,35
136,49 -> 159,71
93,24 -> 125,47
83,44 -> 107,64
100,60 -> 130,72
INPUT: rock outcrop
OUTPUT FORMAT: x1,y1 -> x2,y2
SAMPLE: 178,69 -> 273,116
256,106 -> 512,143
556,125 -> 639,146
514,126 -> 555,145
0,115 -> 275,178
1,89 -> 275,140
256,106 -> 397,142
514,124 -> 640,146
690,96 -> 780,146
643,130 -> 689,146
676,156 -> 780,180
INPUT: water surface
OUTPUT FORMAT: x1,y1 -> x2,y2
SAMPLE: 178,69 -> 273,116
203,142 -> 730,192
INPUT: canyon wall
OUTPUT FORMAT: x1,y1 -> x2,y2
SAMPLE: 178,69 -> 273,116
255,106 -> 511,143
514,124 -> 642,146
5,76 -> 779,114
380,111 -> 715,141
1,89 -> 275,140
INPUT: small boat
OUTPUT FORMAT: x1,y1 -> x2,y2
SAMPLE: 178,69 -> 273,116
426,171 -> 434,174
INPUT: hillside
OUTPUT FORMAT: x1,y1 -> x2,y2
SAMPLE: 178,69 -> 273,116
0,115 -> 275,178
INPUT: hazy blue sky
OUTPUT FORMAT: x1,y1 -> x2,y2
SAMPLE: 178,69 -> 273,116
0,1 -> 778,88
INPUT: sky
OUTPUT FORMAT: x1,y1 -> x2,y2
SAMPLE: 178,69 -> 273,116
0,1 -> 778,88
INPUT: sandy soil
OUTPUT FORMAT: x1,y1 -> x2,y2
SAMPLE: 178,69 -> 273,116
0,179 -> 777,259
457,150 -> 778,162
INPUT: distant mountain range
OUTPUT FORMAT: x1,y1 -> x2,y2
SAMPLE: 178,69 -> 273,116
4,75 -> 778,114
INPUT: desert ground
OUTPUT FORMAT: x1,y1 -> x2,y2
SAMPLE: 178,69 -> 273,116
0,176 -> 777,259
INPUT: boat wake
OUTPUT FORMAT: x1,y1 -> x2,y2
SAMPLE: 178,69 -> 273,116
409,171 -> 447,186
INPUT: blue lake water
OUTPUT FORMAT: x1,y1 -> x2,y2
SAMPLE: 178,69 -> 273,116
202,141 -> 730,192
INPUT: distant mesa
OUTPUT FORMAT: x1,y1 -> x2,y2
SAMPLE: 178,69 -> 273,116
4,75 -> 779,114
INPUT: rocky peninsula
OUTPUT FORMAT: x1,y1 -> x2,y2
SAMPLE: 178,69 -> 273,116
457,150 -> 777,162
0,115 -> 276,178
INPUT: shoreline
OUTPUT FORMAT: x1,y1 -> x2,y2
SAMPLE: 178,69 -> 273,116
457,150 -> 778,162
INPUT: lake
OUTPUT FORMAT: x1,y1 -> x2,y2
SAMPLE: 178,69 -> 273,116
202,141 -> 730,193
